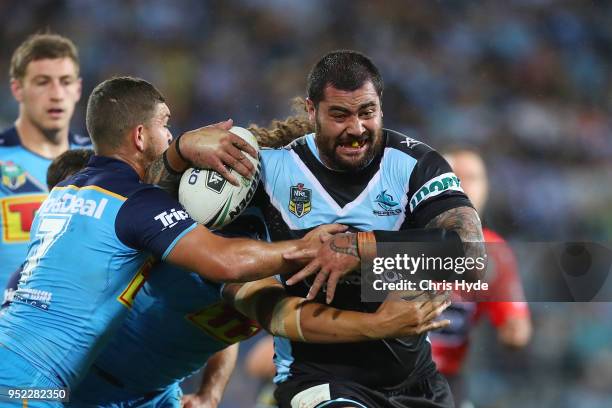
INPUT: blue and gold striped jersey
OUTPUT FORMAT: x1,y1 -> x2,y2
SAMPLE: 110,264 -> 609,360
0,156 -> 196,389
0,126 -> 90,288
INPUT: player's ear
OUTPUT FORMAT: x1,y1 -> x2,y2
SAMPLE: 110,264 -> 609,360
305,98 -> 316,122
132,125 -> 146,152
10,79 -> 24,103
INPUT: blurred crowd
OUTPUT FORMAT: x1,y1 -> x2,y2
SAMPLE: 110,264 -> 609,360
0,1 -> 610,407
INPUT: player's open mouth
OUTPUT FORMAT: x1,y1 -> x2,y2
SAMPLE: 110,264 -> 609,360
47,108 -> 64,118
339,139 -> 367,148
336,139 -> 369,156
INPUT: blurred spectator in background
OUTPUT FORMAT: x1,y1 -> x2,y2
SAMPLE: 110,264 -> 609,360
430,148 -> 532,408
0,32 -> 88,291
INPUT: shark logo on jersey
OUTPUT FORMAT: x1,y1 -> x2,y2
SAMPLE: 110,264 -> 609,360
289,183 -> 311,218
373,190 -> 402,216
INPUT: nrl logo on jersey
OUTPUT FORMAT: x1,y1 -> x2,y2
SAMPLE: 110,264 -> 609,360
0,161 -> 46,194
373,190 -> 402,216
289,183 -> 311,218
0,161 -> 28,191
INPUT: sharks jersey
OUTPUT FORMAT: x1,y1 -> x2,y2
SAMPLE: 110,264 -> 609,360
0,126 -> 90,288
0,156 -> 196,389
257,130 -> 472,389
72,214 -> 266,402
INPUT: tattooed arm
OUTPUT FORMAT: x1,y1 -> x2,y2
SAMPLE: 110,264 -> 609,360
145,155 -> 182,197
425,206 -> 486,280
285,233 -> 361,303
285,207 -> 485,302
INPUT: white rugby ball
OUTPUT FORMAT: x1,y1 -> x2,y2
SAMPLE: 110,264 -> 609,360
178,126 -> 260,229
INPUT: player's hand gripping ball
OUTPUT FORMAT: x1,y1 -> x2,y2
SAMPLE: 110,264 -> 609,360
179,126 -> 261,229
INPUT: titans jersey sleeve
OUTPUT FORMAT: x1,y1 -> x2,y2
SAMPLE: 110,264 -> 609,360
115,186 -> 196,260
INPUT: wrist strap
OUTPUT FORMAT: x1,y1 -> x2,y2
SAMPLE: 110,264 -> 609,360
163,150 -> 183,176
174,134 -> 189,163
356,231 -> 377,262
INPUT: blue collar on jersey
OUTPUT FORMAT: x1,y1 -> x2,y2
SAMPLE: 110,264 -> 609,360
0,125 -> 90,148
87,155 -> 141,176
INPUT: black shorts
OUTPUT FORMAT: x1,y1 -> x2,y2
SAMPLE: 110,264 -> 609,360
274,372 -> 454,408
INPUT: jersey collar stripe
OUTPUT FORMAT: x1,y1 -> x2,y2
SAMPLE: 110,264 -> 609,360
262,177 -> 298,230
390,150 -> 411,230
53,185 -> 127,201
288,150 -> 385,217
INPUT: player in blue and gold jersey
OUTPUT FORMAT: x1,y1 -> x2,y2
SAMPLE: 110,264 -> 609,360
0,77 -> 353,407
0,33 -> 89,289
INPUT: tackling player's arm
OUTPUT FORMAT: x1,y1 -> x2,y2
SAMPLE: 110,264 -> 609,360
182,344 -> 238,408
223,277 -> 451,343
166,223 -> 346,282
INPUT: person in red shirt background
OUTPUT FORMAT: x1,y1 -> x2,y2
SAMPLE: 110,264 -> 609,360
430,148 -> 532,408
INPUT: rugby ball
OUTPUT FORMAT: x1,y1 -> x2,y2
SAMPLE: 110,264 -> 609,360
178,126 -> 260,229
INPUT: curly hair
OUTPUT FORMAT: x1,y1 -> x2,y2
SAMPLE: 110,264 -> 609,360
248,98 -> 314,148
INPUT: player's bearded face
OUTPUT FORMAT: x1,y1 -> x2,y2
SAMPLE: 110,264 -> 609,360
313,82 -> 384,172
143,103 -> 173,165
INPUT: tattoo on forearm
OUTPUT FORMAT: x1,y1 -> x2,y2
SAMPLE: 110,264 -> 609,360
426,206 -> 486,276
329,234 -> 360,258
145,155 -> 182,198
425,206 -> 483,242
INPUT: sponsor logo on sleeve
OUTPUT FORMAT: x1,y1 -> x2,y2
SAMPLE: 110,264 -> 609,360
409,172 -> 463,212
154,208 -> 189,230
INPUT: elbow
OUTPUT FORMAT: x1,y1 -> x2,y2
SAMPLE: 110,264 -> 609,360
192,246 -> 242,282
213,260 -> 243,282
